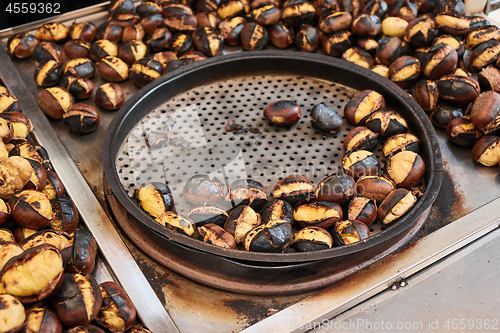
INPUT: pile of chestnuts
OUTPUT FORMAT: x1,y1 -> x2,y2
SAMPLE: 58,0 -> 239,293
0,80 -> 147,333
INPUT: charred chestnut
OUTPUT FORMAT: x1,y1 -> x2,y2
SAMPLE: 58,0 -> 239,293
62,75 -> 94,100
97,56 -> 129,82
478,66 -> 500,93
153,51 -> 178,70
33,41 -> 63,63
63,103 -> 99,134
122,24 -> 146,42
357,37 -> 378,54
168,33 -> 193,56
64,58 -> 96,79
197,12 -> 221,28
437,75 -> 481,105
146,27 -> 173,52
259,198 -> 293,225
69,228 -> 97,275
248,5 -> 281,26
386,151 -> 425,188
470,91 -> 500,135
435,13 -> 470,36
365,109 -> 408,137
347,196 -> 377,226
111,13 -> 140,29
20,229 -> 73,265
33,59 -> 62,87
183,174 -> 224,204
118,40 -> 148,65
187,202 -> 228,227
342,150 -> 380,180
272,175 -> 315,206
199,223 -> 237,249
404,17 -> 437,48
321,30 -> 355,57
466,25 -> 500,49
470,40 -> 500,72
224,205 -> 261,243
318,11 -> 352,34
219,17 -> 247,46
179,51 -> 208,62
217,0 -> 250,20
377,188 -> 417,225
95,83 -> 125,110
343,126 -> 379,152
281,1 -> 315,27
356,174 -> 396,205
472,135 -> 500,167
96,281 -> 136,333
342,47 -> 374,68
310,103 -> 342,134
130,58 -> 162,88
39,85 -> 61,114
344,90 -> 385,126
137,1 -> 162,17
446,117 -> 481,147
51,272 -> 102,327
156,211 -> 196,236
8,189 -> 53,229
192,27 -> 224,57
64,39 -> 91,59
0,156 -> 32,200
315,173 -> 355,205
43,171 -> 64,200
350,13 -> 381,37
293,201 -> 342,229
108,0 -> 135,15
333,219 -> 370,245
388,56 -> 421,89
293,226 -> 333,252
0,244 -> 64,304
70,22 -> 98,42
241,22 -> 269,51
227,178 -> 267,210
0,112 -> 33,143
96,22 -> 123,43
375,37 -> 402,67
414,79 -> 439,112
50,194 -> 78,235
422,43 -> 458,80
25,304 -> 63,333
7,33 -> 37,59
243,219 -> 292,252
263,100 -> 301,126
162,4 -> 198,33
383,133 -> 421,157
90,39 -> 118,61
430,104 -> 464,128
0,94 -> 21,112
134,182 -> 174,218
0,294 -> 26,332
23,158 -> 47,191
35,22 -> 69,42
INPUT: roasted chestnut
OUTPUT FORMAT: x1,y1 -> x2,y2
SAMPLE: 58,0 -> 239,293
70,21 -> 98,42
37,87 -> 74,119
319,11 -> 352,34
64,39 -> 91,58
435,13 -> 470,36
0,156 -> 32,200
192,27 -> 225,57
293,201 -> 342,229
20,229 -> 73,265
122,24 -> 146,42
95,83 -> 125,110
156,211 -> 196,236
219,17 -> 247,46
470,40 -> 500,72
343,126 -> 378,152
309,103 -> 342,134
0,94 -> 21,112
0,112 -> 33,143
0,229 -> 14,242
162,4 -> 198,32
472,135 -> 500,167
364,109 -> 408,137
470,91 -> 500,135
0,294 -> 26,332
430,104 -> 464,128
134,182 -> 174,218
96,22 -> 123,43
375,37 -> 402,66
217,0 -> 249,20
0,244 -> 64,304
22,158 -> 47,191
404,17 -> 437,48
344,89 -> 385,126
168,33 -> 193,56
224,205 -> 261,243
446,117 -> 481,147
130,58 -> 163,88
33,41 -> 63,63
248,5 -> 281,26
64,57 -> 96,79
187,202 -> 228,227
118,40 -> 148,65
7,33 -> 38,59
179,51 -> 208,62
466,25 -> 500,49
97,56 -> 129,82
183,174 -> 224,204
108,0 -> 135,16
342,150 -> 380,180
315,173 -> 355,205
259,198 -> 293,225
0,241 -> 23,270
43,170 -> 65,200
381,16 -> 407,38
33,59 -> 62,87
281,1 -> 315,27
199,223 -> 237,249
272,175 -> 315,206
295,25 -> 319,53
263,100 -> 301,126
321,30 -> 355,57
421,43 -> 458,80
8,189 -> 53,229
293,226 -> 333,252
437,75 -> 480,105
386,151 -> 425,188
197,11 -> 221,28
243,219 -> 292,252
377,188 -> 417,225
51,272 -> 102,327
388,56 -> 421,89
226,178 -> 267,210
478,66 -> 500,93
35,22 -> 69,42
357,37 -> 378,54
153,51 -> 178,70
50,194 -> 79,235
383,133 -> 421,157
95,281 -> 136,333
350,13 -> 381,37
69,228 -> 97,275
414,79 -> 439,112
347,195 -> 377,226
63,103 -> 100,134
241,22 -> 269,51
90,39 -> 119,61
25,304 -> 63,333
356,174 -> 396,205
342,46 -> 374,68
333,220 -> 370,245
61,75 -> 94,100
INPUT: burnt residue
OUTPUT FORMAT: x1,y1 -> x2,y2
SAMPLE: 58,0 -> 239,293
414,168 -> 466,240
224,298 -> 298,327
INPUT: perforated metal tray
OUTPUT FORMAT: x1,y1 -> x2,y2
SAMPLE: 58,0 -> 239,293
104,51 -> 443,294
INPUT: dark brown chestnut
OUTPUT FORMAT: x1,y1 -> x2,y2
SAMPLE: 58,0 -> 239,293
414,79 -> 439,112
281,1 -> 315,27
421,43 -> 458,80
25,304 -> 63,333
118,40 -> 148,65
179,51 -> 208,62
293,226 -> 333,252
0,244 -> 64,304
10,141 -> 50,171
248,5 -> 281,26
388,0 -> 418,22
272,174 -> 315,206
293,201 -> 342,229
383,133 -> 421,157
192,27 -> 225,57
466,25 -> 500,50
364,109 -> 408,137
199,223 -> 237,249
219,17 -> 247,46
318,11 -> 352,34
377,188 -> 417,225
156,211 -> 196,236
20,229 -> 73,265
108,0 -> 135,16
430,104 -> 464,128
388,56 -> 421,89
470,40 -> 500,72
33,41 -> 63,63
259,198 -> 293,225
90,39 -> 118,62
37,87 -> 74,119
241,22 -> 269,51
386,151 -> 425,188
22,158 -> 47,191
196,11 -> 221,28
95,83 -> 125,110
70,22 -> 98,42
113,13 -> 139,28
137,1 -> 162,17
356,174 -> 396,205
435,13 -> 470,36
350,13 -> 381,37
342,46 -> 374,68
63,103 -> 100,134
437,75 -> 481,105
96,281 -> 136,333
344,89 -> 385,126
333,220 -> 370,245
295,25 -> 319,53
342,150 -> 380,180
96,21 -> 123,43
61,75 -> 94,100
97,56 -> 129,82
8,189 -> 53,229
267,22 -> 294,48
310,103 -> 342,134
33,60 -> 62,87
315,174 -> 355,205
226,178 -> 267,210
470,91 -> 500,135
49,194 -> 79,235
35,22 -> 69,42
51,272 -> 102,327
343,126 -> 379,152
0,94 -> 21,112
7,33 -> 38,59
183,174 -> 225,204
357,37 -> 378,54
224,205 -> 261,243
187,202 -> 229,227
63,57 -> 96,79
263,100 -> 301,126
446,117 -> 481,147
64,39 -> 91,59
243,219 -> 293,252
69,228 -> 97,275
375,37 -> 402,66
478,65 -> 500,93
472,135 -> 500,167
43,170 -> 65,200
153,51 -> 178,69
321,30 -> 355,57
347,196 -> 377,226
122,24 -> 146,42
147,27 -> 173,52
130,58 -> 163,88
168,33 -> 193,56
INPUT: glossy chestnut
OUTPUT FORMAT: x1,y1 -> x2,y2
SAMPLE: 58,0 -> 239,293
310,103 -> 343,134
437,75 -> 481,105
347,195 -> 377,226
343,126 -> 379,152
342,150 -> 380,180
388,56 -> 421,89
272,174 -> 315,206
377,188 -> 417,225
7,33 -> 38,59
315,173 -> 356,205
63,103 -> 100,134
96,21 -> 123,43
97,56 -> 129,82
263,100 -> 301,126
168,33 -> 193,56
199,223 -> 237,249
470,91 -> 500,135
64,39 -> 91,59
472,135 -> 500,167
259,198 -> 293,225
63,57 -> 95,79
383,133 -> 421,157
33,59 -> 62,87
8,189 -> 53,229
293,226 -> 333,252
386,151 -> 425,188
293,201 -> 342,229
96,281 -> 137,333
243,219 -> 293,252
33,41 -> 63,63
321,30 -> 355,57
219,17 -> 247,46
318,11 -> 352,34
414,79 -> 439,112
24,304 -> 63,333
95,83 -> 125,110
281,1 -> 315,27
70,21 -> 98,42
342,47 -> 374,68
241,22 -> 269,51
183,174 -> 225,204
446,117 -> 482,147
344,89 -> 385,126
134,182 -> 174,218
333,219 -> 370,245
430,104 -> 464,128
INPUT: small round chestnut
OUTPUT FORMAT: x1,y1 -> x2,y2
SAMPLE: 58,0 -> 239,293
63,103 -> 100,134
386,151 -> 426,188
293,226 -> 333,252
119,40 -> 149,65
263,100 -> 301,126
134,182 -> 174,218
342,47 -> 374,68
35,22 -> 69,42
243,219 -> 292,252
241,22 -> 269,51
347,195 -> 377,226
356,174 -> 396,205
295,25 -> 319,53
192,26 -> 225,57
61,75 -> 94,100
377,188 -> 417,225
97,56 -> 129,82
388,56 -> 421,89
25,304 -> 63,333
227,178 -> 267,210
319,11 -> 352,34
188,202 -> 228,227
33,41 -> 63,63
155,211 -> 196,236
281,1 -> 315,27
437,75 -> 481,105
310,103 -> 342,134
37,87 -> 74,119
96,21 -> 123,43
259,198 -> 293,225
130,58 -> 163,88
267,22 -> 294,48
293,201 -> 343,229
69,21 -> 98,42
383,133 -> 421,157
315,174 -> 356,205
147,27 -> 173,52
7,33 -> 38,59
183,174 -> 225,204
272,175 -> 315,206
64,39 -> 91,59
470,91 -> 500,135
342,150 -> 380,180
343,126 -> 379,152
34,59 -> 62,87
414,79 -> 439,112
168,33 -> 193,56
95,83 -> 125,110
472,135 -> 500,167
90,39 -> 119,62
430,104 -> 464,128
122,24 -> 146,41
321,30 -> 355,57
333,220 -> 370,246
344,89 -> 385,126
364,109 -> 409,137
8,189 -> 53,229
351,13 -> 381,37
224,205 -> 261,244
446,117 -> 482,147
198,223 -> 237,249
63,57 -> 96,79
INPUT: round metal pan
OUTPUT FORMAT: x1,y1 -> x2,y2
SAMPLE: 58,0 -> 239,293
103,51 -> 443,294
